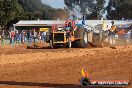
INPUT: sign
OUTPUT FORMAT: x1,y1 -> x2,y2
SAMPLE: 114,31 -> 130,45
80,68 -> 131,87
39,28 -> 49,31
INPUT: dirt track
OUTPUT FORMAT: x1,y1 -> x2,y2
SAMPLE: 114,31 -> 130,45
0,45 -> 132,88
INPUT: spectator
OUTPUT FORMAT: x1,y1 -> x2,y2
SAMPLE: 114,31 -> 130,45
27,31 -> 30,43
33,29 -> 37,43
15,30 -> 19,43
38,32 -> 41,42
111,20 -> 114,26
11,31 -> 15,45
126,30 -> 131,44
29,30 -> 33,45
9,31 -> 12,44
18,32 -> 22,44
42,31 -> 46,42
21,30 -> 26,43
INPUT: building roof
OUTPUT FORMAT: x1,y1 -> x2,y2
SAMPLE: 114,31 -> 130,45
14,20 -> 65,26
14,20 -> 132,27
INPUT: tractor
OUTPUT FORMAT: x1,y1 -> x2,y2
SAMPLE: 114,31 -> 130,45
46,20 -> 89,48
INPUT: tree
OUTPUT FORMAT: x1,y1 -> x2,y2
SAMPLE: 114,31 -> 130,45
64,0 -> 105,19
0,0 -> 24,29
106,0 -> 132,20
0,0 -> 69,31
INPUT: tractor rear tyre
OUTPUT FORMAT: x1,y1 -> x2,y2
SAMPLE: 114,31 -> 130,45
74,27 -> 88,48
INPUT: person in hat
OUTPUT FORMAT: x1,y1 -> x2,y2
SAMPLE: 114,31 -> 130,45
108,25 -> 117,49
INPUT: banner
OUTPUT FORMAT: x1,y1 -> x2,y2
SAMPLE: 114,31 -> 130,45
39,28 -> 49,31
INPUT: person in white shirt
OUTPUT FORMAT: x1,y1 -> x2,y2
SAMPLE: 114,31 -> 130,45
126,30 -> 131,44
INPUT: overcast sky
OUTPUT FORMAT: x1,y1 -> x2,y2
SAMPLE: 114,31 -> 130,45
41,0 -> 65,9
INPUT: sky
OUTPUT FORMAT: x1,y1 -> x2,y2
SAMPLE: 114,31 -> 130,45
41,0 -> 65,9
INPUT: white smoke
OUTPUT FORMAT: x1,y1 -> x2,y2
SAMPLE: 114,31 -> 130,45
69,5 -> 82,19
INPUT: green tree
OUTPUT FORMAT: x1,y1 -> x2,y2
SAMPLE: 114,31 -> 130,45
64,0 -> 105,19
0,0 -> 24,29
106,0 -> 132,20
0,0 -> 69,30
